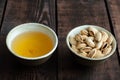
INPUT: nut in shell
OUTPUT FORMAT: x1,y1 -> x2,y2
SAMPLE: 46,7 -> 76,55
80,29 -> 88,35
95,31 -> 102,41
76,43 -> 87,49
107,35 -> 113,45
93,50 -> 104,58
80,47 -> 92,53
87,49 -> 97,58
78,52 -> 87,57
88,36 -> 94,41
81,35 -> 88,40
102,46 -> 112,55
101,31 -> 108,42
88,27 -> 98,36
71,45 -> 79,53
75,34 -> 83,42
101,42 -> 109,50
86,38 -> 95,47
95,41 -> 103,49
69,36 -> 77,45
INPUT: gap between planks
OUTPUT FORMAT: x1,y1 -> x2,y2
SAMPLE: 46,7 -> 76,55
104,0 -> 120,65
0,0 -> 8,31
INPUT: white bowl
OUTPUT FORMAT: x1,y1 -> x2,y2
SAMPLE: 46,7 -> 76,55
66,25 -> 117,66
6,23 -> 58,65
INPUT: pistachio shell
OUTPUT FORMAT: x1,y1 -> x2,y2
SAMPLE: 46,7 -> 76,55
80,29 -> 88,35
75,34 -> 83,42
71,45 -> 79,53
107,35 -> 113,45
101,42 -> 109,50
102,46 -> 112,55
101,31 -> 108,42
81,35 -> 88,40
88,27 -> 98,36
78,52 -> 87,57
95,31 -> 102,41
69,36 -> 77,45
80,47 -> 92,53
95,41 -> 103,49
94,50 -> 104,58
86,38 -> 95,47
77,43 -> 87,49
88,36 -> 94,41
87,49 -> 97,58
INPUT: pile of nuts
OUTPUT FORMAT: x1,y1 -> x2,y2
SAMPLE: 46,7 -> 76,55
69,27 -> 113,58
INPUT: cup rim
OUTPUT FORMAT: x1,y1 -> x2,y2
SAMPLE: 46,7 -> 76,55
66,25 -> 117,61
6,23 -> 58,60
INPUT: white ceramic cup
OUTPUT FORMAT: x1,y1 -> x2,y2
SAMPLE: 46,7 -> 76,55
6,23 -> 58,65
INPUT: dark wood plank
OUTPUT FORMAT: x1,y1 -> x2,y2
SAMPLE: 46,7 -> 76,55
0,0 -> 7,28
106,0 -> 120,61
0,0 -> 57,80
57,0 -> 120,80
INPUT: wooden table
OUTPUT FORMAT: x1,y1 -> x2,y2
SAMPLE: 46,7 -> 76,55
0,0 -> 120,80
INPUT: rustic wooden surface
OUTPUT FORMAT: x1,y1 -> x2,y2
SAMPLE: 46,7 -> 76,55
106,0 -> 120,58
0,0 -> 120,80
0,0 -> 6,28
57,0 -> 120,80
0,0 -> 57,80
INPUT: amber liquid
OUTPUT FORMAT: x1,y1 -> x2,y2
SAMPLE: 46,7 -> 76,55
11,31 -> 53,58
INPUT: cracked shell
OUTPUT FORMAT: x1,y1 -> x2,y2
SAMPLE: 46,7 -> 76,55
75,34 -> 84,42
80,47 -> 92,53
77,43 -> 87,49
69,36 -> 77,45
95,41 -> 103,49
88,27 -> 98,36
87,49 -> 97,58
86,38 -> 95,47
95,31 -> 102,41
101,42 -> 109,50
102,46 -> 112,55
101,31 -> 108,42
93,50 -> 104,58
71,45 -> 79,53
78,52 -> 87,57
80,29 -> 88,35
107,35 -> 113,45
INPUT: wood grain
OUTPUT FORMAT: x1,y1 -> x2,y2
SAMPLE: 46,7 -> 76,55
106,0 -> 120,60
0,0 -> 120,80
0,0 -> 7,29
57,0 -> 120,80
0,0 -> 57,80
